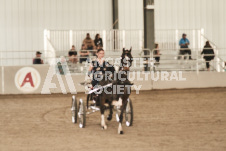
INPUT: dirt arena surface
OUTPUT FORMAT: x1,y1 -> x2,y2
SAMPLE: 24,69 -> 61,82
0,88 -> 226,151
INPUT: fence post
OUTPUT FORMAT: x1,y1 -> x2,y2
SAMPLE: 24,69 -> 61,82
103,30 -> 106,51
200,28 -> 204,48
122,30 -> 125,48
69,30 -> 73,48
139,30 -> 143,50
1,66 -> 4,94
44,29 -> 48,63
175,29 -> 178,50
0,50 -> 2,66
196,48 -> 199,75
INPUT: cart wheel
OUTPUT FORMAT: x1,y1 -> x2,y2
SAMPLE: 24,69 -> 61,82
78,99 -> 86,128
71,95 -> 77,124
125,98 -> 133,127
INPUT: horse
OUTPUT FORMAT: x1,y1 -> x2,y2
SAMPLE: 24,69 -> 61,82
119,47 -> 133,72
94,47 -> 133,134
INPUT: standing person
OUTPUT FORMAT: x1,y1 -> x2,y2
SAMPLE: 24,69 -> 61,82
179,33 -> 192,60
83,33 -> 95,56
79,44 -> 89,63
94,34 -> 103,48
201,41 -> 215,71
68,45 -> 78,63
154,43 -> 160,64
33,51 -> 44,64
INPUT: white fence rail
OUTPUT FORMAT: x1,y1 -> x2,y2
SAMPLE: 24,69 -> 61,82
45,29 -> 144,57
1,49 -> 225,73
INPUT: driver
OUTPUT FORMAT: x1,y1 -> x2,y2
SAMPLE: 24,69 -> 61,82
88,49 -> 115,87
88,49 -> 114,105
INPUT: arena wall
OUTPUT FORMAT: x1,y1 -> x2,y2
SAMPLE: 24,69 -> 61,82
153,72 -> 226,89
0,65 -> 226,95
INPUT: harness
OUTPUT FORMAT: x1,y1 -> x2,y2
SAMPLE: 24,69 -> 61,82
91,60 -> 108,86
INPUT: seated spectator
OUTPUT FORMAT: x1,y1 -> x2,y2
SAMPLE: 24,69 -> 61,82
68,45 -> 78,63
33,51 -> 43,64
79,44 -> 89,64
179,33 -> 193,60
201,41 -> 215,71
83,33 -> 95,56
154,43 -> 160,64
94,34 -> 103,47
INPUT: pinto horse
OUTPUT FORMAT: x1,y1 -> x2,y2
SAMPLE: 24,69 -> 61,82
95,48 -> 133,134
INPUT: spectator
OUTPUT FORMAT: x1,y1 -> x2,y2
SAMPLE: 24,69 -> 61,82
154,43 -> 160,64
33,51 -> 43,64
179,33 -> 192,60
201,41 -> 215,71
68,45 -> 78,63
79,44 -> 89,63
94,34 -> 103,47
83,33 -> 95,55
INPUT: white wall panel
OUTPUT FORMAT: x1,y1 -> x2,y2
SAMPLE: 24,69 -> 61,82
0,0 -> 112,51
155,0 -> 226,49
1,0 -> 225,54
118,0 -> 143,30
0,0 -> 5,51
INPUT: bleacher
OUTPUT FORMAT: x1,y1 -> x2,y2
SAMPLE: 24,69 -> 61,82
0,29 -> 225,72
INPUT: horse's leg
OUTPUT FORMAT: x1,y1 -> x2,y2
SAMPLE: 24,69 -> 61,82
117,97 -> 126,134
107,100 -> 113,121
100,95 -> 107,130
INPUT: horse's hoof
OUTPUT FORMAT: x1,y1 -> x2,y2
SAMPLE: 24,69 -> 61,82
107,115 -> 112,121
119,131 -> 124,135
102,125 -> 107,130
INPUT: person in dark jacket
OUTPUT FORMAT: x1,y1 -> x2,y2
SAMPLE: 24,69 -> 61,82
33,51 -> 43,64
94,34 -> 103,47
201,41 -> 215,71
154,43 -> 160,64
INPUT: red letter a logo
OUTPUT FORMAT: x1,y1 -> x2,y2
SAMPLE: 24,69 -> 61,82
20,72 -> 34,87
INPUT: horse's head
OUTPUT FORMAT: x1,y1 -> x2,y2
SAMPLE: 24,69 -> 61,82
120,47 -> 133,71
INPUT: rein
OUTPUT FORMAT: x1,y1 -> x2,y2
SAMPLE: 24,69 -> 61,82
89,83 -> 113,94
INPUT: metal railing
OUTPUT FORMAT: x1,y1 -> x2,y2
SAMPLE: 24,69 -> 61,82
0,50 -> 55,66
1,48 -> 225,74
141,48 -> 226,73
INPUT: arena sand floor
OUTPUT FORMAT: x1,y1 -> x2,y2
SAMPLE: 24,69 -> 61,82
0,88 -> 226,151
